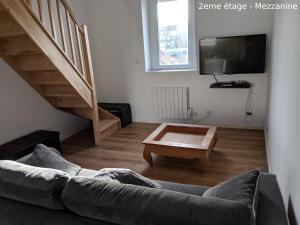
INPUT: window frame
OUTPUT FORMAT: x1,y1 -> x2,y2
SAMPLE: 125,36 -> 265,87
143,0 -> 197,72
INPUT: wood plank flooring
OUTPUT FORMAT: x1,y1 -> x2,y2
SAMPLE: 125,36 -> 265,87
62,123 -> 268,187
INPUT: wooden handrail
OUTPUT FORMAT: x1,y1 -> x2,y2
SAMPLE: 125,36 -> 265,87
82,25 -> 95,87
22,0 -> 89,84
59,0 -> 84,33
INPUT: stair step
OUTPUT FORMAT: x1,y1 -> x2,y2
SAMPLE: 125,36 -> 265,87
0,12 -> 25,38
98,119 -> 120,140
15,54 -> 56,71
42,85 -> 77,97
47,97 -> 89,108
99,119 -> 120,132
0,35 -> 40,56
29,71 -> 68,85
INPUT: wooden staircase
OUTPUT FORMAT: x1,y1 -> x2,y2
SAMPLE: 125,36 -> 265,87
0,0 -> 120,144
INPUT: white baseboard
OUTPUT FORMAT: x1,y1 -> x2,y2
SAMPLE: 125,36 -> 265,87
133,118 -> 265,130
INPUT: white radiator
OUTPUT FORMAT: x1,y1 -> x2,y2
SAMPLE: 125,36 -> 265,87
155,87 -> 190,120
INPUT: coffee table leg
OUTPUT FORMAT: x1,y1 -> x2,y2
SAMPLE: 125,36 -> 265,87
211,137 -> 217,152
198,153 -> 209,172
143,147 -> 153,167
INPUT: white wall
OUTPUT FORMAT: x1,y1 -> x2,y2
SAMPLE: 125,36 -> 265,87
0,0 -> 89,145
85,0 -> 273,129
266,1 -> 300,224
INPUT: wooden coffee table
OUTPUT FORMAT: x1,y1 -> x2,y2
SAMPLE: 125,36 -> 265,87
142,123 -> 217,172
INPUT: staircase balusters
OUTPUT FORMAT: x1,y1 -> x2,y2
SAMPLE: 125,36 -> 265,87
56,0 -> 67,51
47,0 -> 57,40
75,25 -> 85,76
65,10 -> 76,65
25,0 -> 32,9
22,0 -> 90,86
37,0 -> 44,23
60,0 -> 84,33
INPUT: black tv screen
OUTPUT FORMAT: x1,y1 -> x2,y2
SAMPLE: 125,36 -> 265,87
199,34 -> 266,75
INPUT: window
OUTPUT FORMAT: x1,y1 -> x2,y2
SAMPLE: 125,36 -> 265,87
142,0 -> 196,72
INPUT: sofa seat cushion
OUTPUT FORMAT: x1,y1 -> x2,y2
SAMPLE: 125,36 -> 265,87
93,168 -> 161,188
77,168 -> 99,178
62,177 -> 255,225
157,180 -> 208,196
0,160 -> 69,209
20,144 -> 81,177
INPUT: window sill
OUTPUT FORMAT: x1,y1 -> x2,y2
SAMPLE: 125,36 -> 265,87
146,69 -> 198,73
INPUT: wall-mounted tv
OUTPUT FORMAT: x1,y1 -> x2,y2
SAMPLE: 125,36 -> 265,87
199,34 -> 266,75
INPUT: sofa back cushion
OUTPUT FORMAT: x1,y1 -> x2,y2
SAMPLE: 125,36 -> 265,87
203,170 -> 260,216
62,177 -> 255,225
0,160 -> 69,209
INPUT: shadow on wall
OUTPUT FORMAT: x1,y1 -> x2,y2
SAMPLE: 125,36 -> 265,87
288,196 -> 298,225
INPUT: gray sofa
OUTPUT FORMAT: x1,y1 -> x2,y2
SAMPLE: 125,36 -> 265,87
0,143 -> 289,225
0,172 -> 288,225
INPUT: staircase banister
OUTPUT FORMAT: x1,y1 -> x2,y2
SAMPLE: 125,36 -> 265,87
19,0 -> 93,89
59,0 -> 84,32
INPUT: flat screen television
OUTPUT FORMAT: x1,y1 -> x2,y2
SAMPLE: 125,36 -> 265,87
199,34 -> 266,75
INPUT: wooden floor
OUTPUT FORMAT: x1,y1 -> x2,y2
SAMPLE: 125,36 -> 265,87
62,123 -> 268,186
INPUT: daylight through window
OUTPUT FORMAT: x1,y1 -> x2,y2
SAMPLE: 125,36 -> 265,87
142,0 -> 196,71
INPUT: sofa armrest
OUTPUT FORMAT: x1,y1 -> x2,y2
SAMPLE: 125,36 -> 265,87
256,173 -> 289,225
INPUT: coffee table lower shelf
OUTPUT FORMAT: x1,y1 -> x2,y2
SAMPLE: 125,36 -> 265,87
142,123 -> 218,172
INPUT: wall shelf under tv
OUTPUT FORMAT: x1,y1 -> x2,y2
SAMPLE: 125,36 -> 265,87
210,82 -> 251,89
